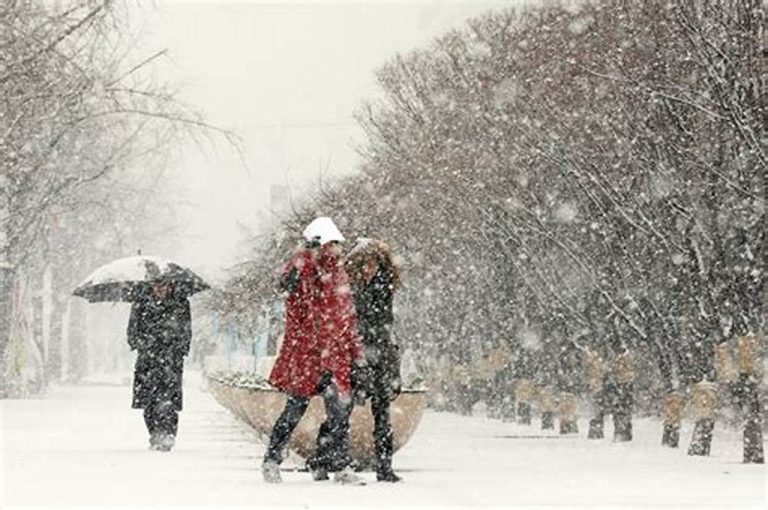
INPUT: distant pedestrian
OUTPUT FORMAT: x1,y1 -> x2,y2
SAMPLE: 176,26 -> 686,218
128,278 -> 192,451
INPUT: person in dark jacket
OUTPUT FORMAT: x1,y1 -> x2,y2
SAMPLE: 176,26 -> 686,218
127,278 -> 192,452
344,238 -> 403,482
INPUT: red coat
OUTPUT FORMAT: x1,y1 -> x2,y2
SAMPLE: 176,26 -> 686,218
313,248 -> 364,398
268,248 -> 363,399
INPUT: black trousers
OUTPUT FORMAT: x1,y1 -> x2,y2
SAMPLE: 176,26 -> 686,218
369,368 -> 395,474
143,400 -> 179,437
265,376 -> 352,471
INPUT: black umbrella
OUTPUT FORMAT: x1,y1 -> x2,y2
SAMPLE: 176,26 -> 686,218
73,255 -> 210,303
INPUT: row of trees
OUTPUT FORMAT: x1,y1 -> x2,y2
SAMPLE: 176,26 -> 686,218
0,1 -> 212,395
213,0 -> 764,462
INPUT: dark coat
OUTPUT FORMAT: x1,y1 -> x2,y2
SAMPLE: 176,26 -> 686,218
269,248 -> 364,399
128,295 -> 191,410
351,266 -> 401,399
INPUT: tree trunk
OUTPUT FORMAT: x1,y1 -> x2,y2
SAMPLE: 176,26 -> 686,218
588,413 -> 604,439
612,352 -> 634,442
41,265 -> 52,382
588,388 -> 605,440
30,290 -> 46,394
613,382 -> 633,442
539,385 -> 556,430
732,375 -> 765,464
688,418 -> 715,456
585,349 -> 606,439
500,393 -> 516,422
47,295 -> 66,382
687,381 -> 718,456
516,379 -> 533,425
68,298 -> 87,382
734,335 -> 764,464
0,266 -> 13,397
661,424 -> 679,448
541,411 -> 555,430
517,401 -> 532,425
661,392 -> 685,448
559,391 -> 578,434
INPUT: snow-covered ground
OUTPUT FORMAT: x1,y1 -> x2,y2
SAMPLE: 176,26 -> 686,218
1,373 -> 765,508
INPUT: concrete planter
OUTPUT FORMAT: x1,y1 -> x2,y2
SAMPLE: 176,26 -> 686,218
207,375 -> 427,464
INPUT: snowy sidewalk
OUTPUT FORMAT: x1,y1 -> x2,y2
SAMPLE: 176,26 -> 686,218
1,374 -> 765,508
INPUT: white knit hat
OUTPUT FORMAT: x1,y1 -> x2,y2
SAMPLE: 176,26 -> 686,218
302,217 -> 345,245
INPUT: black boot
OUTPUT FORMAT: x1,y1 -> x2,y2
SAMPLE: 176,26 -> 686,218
306,449 -> 331,481
156,433 -> 175,452
312,466 -> 329,481
377,469 -> 402,482
148,432 -> 161,450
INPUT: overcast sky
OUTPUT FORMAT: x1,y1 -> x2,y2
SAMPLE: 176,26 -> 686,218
131,0 -> 522,280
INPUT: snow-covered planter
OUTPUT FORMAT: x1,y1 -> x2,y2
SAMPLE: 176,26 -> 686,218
206,371 -> 427,466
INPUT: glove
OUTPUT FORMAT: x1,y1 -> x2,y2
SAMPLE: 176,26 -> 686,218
279,267 -> 300,294
384,344 -> 402,401
388,375 -> 402,402
316,371 -> 334,394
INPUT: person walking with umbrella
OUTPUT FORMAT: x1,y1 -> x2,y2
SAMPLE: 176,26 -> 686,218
262,217 -> 367,485
127,276 -> 192,451
73,255 -> 208,451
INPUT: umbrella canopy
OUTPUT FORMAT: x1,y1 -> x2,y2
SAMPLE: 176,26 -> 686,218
73,255 -> 210,303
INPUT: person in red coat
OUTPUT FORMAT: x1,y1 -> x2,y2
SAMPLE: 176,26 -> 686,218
262,217 -> 366,485
266,245 -> 322,398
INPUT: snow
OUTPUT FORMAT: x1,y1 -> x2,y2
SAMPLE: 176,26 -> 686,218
568,16 -> 595,35
302,217 -> 345,245
520,328 -> 542,351
2,373 -> 765,508
492,78 -> 520,107
77,255 -> 177,287
348,237 -> 374,255
554,202 -> 579,223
